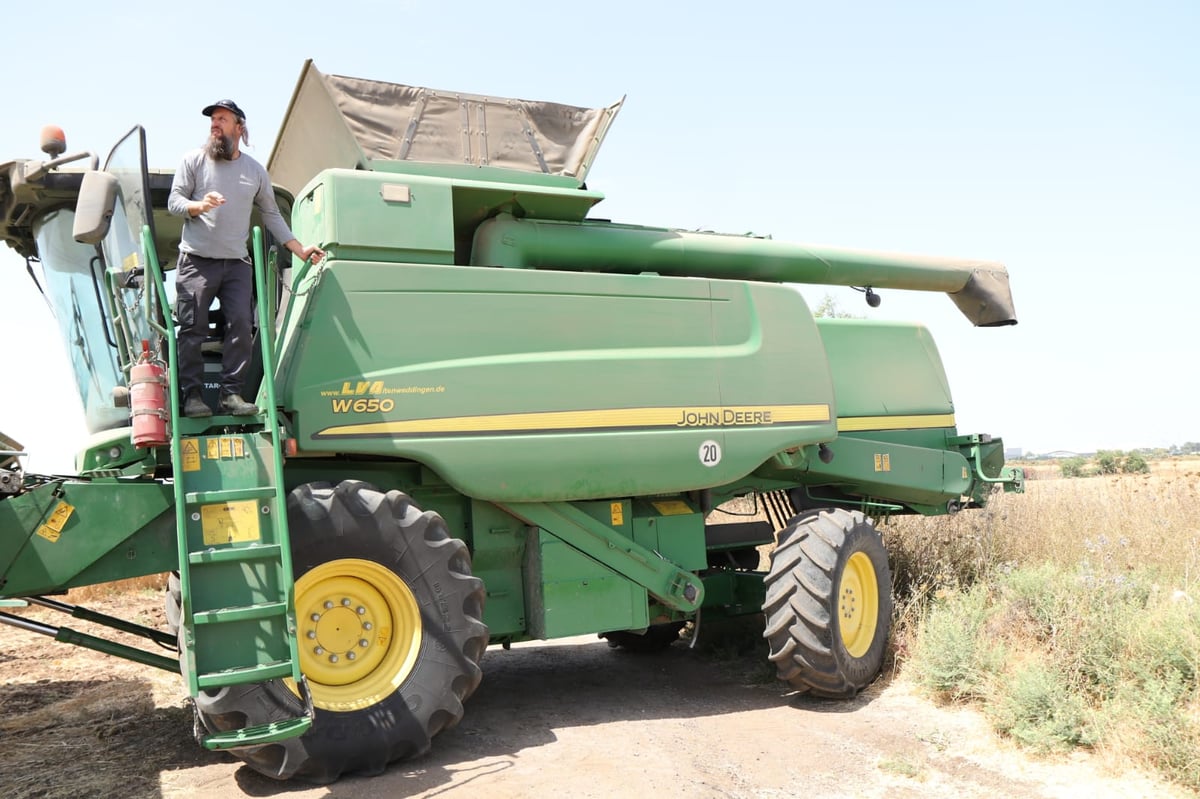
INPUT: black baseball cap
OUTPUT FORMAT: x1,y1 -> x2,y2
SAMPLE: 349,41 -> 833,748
202,100 -> 246,121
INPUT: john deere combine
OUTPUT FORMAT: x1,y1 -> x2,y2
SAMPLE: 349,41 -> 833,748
0,61 -> 1022,782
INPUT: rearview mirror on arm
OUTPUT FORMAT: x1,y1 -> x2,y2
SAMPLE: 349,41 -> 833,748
73,171 -> 119,244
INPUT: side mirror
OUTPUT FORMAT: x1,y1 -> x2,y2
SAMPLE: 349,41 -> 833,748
73,171 -> 119,244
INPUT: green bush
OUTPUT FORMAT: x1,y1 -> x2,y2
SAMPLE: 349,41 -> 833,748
1059,457 -> 1087,478
998,563 -> 1064,639
988,659 -> 1092,751
1122,452 -> 1150,474
1101,671 -> 1200,790
1095,450 -> 1122,475
909,584 -> 1002,701
905,562 -> 1200,790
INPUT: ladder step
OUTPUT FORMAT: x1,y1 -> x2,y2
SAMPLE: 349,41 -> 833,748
202,715 -> 313,751
196,659 -> 296,688
185,486 -> 277,505
178,414 -> 265,428
193,601 -> 288,625
189,543 -> 283,565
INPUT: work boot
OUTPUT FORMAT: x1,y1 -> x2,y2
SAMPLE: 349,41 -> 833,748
183,392 -> 213,418
220,393 -> 259,416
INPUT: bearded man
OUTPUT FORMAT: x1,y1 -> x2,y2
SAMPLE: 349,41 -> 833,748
167,99 -> 324,418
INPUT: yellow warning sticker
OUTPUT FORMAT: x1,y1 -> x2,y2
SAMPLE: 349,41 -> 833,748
651,500 -> 693,516
610,501 -> 624,526
874,453 -> 892,472
233,439 -> 245,458
219,438 -> 233,459
206,438 -> 220,460
36,501 -> 75,543
962,466 -> 969,480
201,501 -> 261,545
182,439 -> 201,472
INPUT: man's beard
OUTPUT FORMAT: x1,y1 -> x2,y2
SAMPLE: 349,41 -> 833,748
205,133 -> 235,161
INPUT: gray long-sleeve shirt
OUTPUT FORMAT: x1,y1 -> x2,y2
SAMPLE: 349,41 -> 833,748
167,149 -> 295,259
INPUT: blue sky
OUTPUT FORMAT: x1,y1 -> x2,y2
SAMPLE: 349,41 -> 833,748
2,1 -> 1197,472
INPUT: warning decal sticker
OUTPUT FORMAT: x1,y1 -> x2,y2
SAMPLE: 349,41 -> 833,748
201,501 -> 261,545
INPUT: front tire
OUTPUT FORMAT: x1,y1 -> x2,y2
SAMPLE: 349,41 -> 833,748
192,480 -> 488,782
762,508 -> 892,698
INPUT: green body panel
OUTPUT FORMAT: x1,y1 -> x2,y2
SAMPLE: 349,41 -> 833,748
807,435 -> 971,508
510,497 -> 708,639
745,317 -> 972,513
816,318 -> 953,420
294,171 -> 457,265
276,257 -> 837,502
288,170 -> 604,268
497,501 -> 704,613
524,528 -> 650,638
466,500 -> 529,639
629,498 -> 708,573
0,479 -> 175,595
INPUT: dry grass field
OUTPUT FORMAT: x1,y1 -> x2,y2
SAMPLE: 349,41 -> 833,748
886,456 -> 1200,592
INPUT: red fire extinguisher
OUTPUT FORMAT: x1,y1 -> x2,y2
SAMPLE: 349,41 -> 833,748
130,340 -> 169,449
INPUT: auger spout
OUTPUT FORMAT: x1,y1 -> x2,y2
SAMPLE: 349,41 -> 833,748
471,214 -> 1016,326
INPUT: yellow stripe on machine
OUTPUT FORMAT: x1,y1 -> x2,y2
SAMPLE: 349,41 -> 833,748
315,403 -> 831,438
837,413 -> 956,432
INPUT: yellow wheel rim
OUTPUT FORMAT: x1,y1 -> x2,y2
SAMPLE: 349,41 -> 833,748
838,551 -> 880,658
288,558 -> 422,712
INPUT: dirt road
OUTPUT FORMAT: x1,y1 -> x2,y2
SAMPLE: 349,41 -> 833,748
0,595 -> 1189,799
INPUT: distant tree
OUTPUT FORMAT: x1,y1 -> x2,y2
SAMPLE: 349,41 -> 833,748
812,294 -> 860,319
1095,450 -> 1123,475
1060,457 -> 1087,478
1122,452 -> 1150,474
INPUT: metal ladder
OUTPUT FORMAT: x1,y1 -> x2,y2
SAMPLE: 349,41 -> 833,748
143,226 -> 312,749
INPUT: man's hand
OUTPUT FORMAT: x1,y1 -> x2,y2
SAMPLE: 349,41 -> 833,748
190,191 -> 226,216
287,241 -> 326,264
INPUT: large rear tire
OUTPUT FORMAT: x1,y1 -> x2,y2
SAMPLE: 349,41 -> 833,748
762,508 -> 892,698
191,480 -> 488,782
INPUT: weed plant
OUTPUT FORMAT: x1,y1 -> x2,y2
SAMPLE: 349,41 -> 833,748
883,464 -> 1200,790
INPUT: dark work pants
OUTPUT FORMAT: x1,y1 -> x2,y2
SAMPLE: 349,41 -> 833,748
175,252 -> 253,399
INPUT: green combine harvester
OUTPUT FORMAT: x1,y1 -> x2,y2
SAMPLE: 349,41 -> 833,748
0,61 -> 1023,782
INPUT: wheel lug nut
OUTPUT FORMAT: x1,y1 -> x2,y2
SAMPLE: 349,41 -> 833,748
314,646 -> 325,655
310,613 -> 320,622
347,651 -> 356,661
363,622 -> 373,631
329,654 -> 339,663
306,631 -> 317,639
359,639 -> 370,648
324,600 -> 334,609
357,606 -> 366,615
342,598 -> 352,607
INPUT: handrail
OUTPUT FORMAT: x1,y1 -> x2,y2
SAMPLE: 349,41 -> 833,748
139,226 -> 191,665
252,227 -> 306,688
